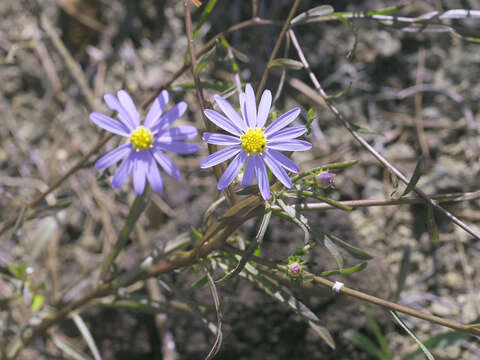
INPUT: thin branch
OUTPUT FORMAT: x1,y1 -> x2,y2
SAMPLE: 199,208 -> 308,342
271,192 -> 480,212
288,28 -> 480,241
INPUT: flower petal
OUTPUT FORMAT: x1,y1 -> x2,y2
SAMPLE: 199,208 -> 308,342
264,107 -> 301,137
256,89 -> 272,128
112,152 -> 135,188
157,141 -> 200,154
244,83 -> 257,128
152,150 -> 181,179
158,126 -> 198,141
145,90 -> 170,128
267,139 -> 312,151
218,151 -> 247,190
151,102 -> 188,134
95,143 -> 131,170
104,93 -> 136,131
214,95 -> 246,131
200,145 -> 241,168
262,151 -> 292,188
254,156 -> 270,200
90,112 -> 130,136
203,109 -> 242,136
202,133 -> 241,145
146,154 -> 164,193
267,125 -> 306,141
266,149 -> 300,173
241,155 -> 256,188
117,90 -> 140,128
132,152 -> 148,195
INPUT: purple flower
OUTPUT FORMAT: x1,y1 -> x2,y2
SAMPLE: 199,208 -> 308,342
317,172 -> 335,189
90,90 -> 199,195
200,84 -> 312,200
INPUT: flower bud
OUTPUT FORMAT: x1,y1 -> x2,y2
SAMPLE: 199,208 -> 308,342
318,172 -> 335,189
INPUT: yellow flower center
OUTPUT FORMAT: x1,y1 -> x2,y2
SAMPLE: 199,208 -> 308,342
240,128 -> 267,155
130,126 -> 154,151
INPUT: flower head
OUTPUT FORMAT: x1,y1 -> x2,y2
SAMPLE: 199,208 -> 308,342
90,90 -> 199,195
200,83 -> 312,200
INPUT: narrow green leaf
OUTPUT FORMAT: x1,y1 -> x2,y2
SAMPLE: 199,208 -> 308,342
195,45 -> 217,75
291,5 -> 335,25
101,194 -> 147,281
30,293 -> 44,311
269,58 -> 304,69
326,233 -> 373,260
405,331 -> 470,359
245,269 -> 335,349
203,265 -> 223,360
298,190 -> 353,211
344,330 -> 388,360
390,311 -> 435,360
366,5 -> 405,16
8,263 -> 28,282
217,209 -> 271,283
319,262 -> 367,276
394,245 -> 411,301
193,0 -> 218,39
426,205 -> 439,242
71,312 -> 102,360
336,15 -> 358,60
324,235 -> 344,269
52,336 -> 93,360
275,199 -> 311,244
402,155 -> 426,197
365,308 -> 390,358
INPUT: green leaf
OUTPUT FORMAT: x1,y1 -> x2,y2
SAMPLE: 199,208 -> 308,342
245,269 -> 335,349
324,236 -> 343,269
291,5 -> 335,26
318,262 -> 367,276
344,330 -> 388,360
402,155 -> 426,197
71,312 -> 102,360
426,205 -> 439,242
30,293 -> 44,311
193,0 -> 218,40
195,45 -> 217,75
269,58 -> 304,70
405,331 -> 470,359
101,194 -> 147,281
336,15 -> 358,60
325,233 -> 373,260
390,311 -> 435,360
191,227 -> 203,240
365,308 -> 390,358
298,190 -> 353,211
203,264 -> 223,360
217,209 -> 271,283
52,336 -> 93,360
394,245 -> 411,301
8,263 -> 28,282
366,5 -> 405,16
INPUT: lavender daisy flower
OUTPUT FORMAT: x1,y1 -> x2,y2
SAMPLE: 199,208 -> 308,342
90,90 -> 199,195
200,84 -> 312,200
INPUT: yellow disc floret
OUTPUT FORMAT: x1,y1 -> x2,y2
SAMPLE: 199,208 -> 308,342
130,126 -> 154,151
240,128 -> 267,155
